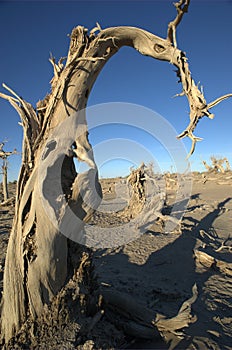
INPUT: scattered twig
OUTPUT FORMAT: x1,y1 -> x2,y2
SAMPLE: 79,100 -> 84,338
215,236 -> 232,253
199,229 -> 216,241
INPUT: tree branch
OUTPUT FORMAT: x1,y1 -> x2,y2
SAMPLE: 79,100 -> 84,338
0,141 -> 18,159
208,93 -> 232,109
1,83 -> 40,135
0,84 -> 41,168
89,25 -> 232,157
1,21 -> 231,161
167,0 -> 190,47
0,149 -> 17,159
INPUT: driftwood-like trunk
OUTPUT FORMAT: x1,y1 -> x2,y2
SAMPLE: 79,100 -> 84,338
0,1 -> 231,344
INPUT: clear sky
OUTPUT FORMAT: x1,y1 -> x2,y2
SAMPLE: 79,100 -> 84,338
0,0 -> 232,180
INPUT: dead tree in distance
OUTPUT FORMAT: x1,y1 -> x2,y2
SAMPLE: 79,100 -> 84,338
202,156 -> 230,173
0,0 -> 232,344
0,142 -> 17,202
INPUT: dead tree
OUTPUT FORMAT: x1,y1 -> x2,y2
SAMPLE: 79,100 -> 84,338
211,156 -> 222,172
126,162 -> 146,216
210,156 -> 227,173
0,0 -> 232,344
1,161 -> 9,202
0,142 -> 17,202
225,158 -> 231,171
202,157 -> 230,173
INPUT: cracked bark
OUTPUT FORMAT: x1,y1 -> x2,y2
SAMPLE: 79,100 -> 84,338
0,1 -> 231,344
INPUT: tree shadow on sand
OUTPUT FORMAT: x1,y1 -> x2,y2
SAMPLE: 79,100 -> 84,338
93,196 -> 232,349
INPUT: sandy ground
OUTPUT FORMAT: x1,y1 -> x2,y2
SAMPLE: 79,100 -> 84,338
92,173 -> 232,349
0,173 -> 232,349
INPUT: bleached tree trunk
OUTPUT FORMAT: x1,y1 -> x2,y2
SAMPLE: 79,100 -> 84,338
2,161 -> 9,202
0,1 -> 231,344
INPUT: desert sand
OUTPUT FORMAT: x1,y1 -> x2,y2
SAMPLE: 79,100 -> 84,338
0,172 -> 232,349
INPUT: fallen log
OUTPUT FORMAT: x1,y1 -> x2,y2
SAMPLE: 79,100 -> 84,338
101,284 -> 198,346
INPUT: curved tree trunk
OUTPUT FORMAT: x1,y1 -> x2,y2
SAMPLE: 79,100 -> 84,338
0,4 -> 231,343
0,25 -> 178,344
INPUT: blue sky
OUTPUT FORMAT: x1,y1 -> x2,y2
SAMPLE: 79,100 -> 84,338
0,0 -> 232,180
